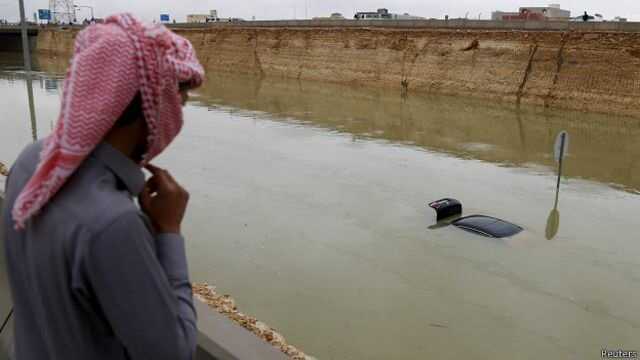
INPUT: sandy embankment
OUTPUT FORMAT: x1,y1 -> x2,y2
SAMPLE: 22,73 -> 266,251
36,26 -> 640,118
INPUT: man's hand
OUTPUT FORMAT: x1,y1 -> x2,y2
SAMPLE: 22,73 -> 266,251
139,164 -> 189,234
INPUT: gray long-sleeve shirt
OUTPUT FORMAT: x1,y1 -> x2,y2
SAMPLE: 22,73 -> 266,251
1,141 -> 197,360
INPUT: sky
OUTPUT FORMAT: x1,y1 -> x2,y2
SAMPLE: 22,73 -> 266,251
1,0 -> 639,22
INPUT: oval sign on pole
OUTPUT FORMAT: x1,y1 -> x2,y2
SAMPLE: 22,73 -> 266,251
554,131 -> 569,162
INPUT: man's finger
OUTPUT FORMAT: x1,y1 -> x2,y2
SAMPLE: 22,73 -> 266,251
145,165 -> 173,185
145,164 -> 182,193
139,185 -> 152,210
149,166 -> 181,187
145,163 -> 162,172
145,163 -> 167,176
161,169 -> 177,183
146,164 -> 176,182
144,176 -> 160,194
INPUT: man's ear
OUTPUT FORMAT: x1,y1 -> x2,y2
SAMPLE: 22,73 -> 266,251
115,93 -> 144,128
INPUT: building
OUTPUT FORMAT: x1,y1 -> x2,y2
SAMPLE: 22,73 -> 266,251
312,13 -> 345,20
520,4 -> 570,20
492,4 -> 571,21
391,13 -> 425,20
186,14 -> 208,23
491,10 -> 545,21
186,10 -> 222,23
355,8 -> 391,19
354,8 -> 424,20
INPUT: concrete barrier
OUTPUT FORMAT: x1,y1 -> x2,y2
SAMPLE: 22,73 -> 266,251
0,195 -> 15,359
194,301 -> 287,360
4,20 -> 639,33
168,19 -> 640,33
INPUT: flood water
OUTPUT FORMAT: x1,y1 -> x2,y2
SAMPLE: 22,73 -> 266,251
2,54 -> 640,360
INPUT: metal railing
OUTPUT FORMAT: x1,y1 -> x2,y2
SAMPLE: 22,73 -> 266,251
166,18 -> 640,32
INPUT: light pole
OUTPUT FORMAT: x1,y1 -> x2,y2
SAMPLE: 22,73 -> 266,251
74,4 -> 94,20
17,0 -> 38,140
18,0 -> 31,72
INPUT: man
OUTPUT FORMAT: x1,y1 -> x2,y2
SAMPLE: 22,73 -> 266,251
1,13 -> 204,360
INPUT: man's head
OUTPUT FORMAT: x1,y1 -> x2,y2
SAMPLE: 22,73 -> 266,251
12,13 -> 204,229
106,83 -> 191,163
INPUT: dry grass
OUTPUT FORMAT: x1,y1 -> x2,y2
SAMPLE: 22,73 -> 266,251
0,161 -> 8,177
192,283 -> 315,360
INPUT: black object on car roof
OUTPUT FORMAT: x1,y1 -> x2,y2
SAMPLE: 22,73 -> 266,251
428,198 -> 523,238
428,198 -> 462,221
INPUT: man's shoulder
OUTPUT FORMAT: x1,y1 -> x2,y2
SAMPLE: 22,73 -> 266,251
8,140 -> 148,237
90,209 -> 149,239
20,139 -> 44,160
4,140 -> 45,204
12,139 -> 45,175
58,180 -> 144,236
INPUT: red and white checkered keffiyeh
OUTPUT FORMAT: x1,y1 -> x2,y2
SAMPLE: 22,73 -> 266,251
12,13 -> 204,229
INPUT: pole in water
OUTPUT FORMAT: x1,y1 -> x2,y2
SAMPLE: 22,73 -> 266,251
546,131 -> 569,240
19,0 -> 38,141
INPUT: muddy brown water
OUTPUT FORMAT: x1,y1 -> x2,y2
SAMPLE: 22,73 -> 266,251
1,55 -> 639,360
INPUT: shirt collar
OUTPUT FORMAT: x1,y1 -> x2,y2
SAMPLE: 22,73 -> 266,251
92,143 -> 145,196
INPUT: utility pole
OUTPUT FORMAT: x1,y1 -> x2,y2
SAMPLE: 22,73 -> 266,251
18,0 -> 38,141
18,0 -> 32,73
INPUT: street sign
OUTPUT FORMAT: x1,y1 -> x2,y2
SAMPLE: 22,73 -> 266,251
160,14 -> 170,22
553,131 -> 569,162
38,9 -> 52,21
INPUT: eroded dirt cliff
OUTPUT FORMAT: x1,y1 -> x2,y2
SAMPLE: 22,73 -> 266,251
36,28 -> 76,56
37,26 -> 640,117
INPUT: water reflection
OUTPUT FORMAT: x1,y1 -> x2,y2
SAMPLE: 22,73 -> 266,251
0,71 -> 42,142
545,192 -> 561,240
192,72 -> 640,194
3,54 -> 640,360
25,75 -> 37,141
0,56 -> 65,142
545,131 -> 569,240
545,158 -> 562,241
24,55 -> 640,195
43,78 -> 60,92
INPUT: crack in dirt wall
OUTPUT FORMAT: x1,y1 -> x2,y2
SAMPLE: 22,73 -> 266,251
35,27 -> 640,118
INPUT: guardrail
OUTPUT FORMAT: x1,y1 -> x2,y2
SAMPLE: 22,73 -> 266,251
0,192 -> 286,360
4,19 -> 639,33
167,19 -> 640,32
